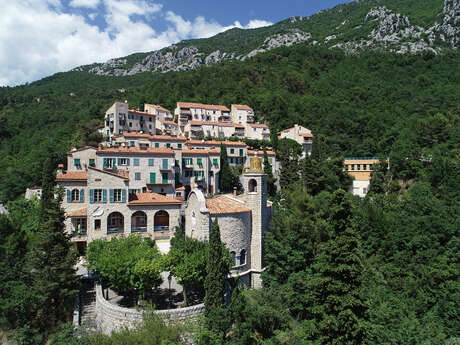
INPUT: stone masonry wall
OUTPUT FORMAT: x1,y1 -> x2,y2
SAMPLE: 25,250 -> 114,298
95,284 -> 205,335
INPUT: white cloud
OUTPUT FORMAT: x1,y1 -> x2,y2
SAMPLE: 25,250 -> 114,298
69,0 -> 100,9
0,1 -> 273,86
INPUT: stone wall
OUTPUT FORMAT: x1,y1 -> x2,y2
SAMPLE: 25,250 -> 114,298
95,284 -> 205,335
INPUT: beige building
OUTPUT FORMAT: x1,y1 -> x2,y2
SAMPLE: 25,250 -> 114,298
104,102 -> 156,138
231,104 -> 255,125
185,121 -> 245,139
175,102 -> 231,135
245,123 -> 270,141
184,157 -> 272,288
344,158 -> 382,197
278,124 -> 314,157
185,140 -> 248,166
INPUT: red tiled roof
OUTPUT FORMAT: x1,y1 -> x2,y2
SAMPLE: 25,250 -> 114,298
144,103 -> 170,113
247,123 -> 268,128
118,132 -> 151,139
181,149 -> 220,155
186,140 -> 247,147
175,186 -> 185,191
248,150 -> 275,156
206,195 -> 251,215
151,135 -> 186,141
88,166 -> 129,180
67,146 -> 97,154
300,133 -> 314,138
66,208 -> 87,217
159,120 -> 178,126
97,147 -> 174,155
232,104 -> 253,111
189,121 -> 244,128
177,102 -> 230,112
128,193 -> 182,206
128,109 -> 156,117
56,171 -> 88,182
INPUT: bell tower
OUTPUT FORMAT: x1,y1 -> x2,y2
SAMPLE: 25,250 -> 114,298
242,156 -> 267,288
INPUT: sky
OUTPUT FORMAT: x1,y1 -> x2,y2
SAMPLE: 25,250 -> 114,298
1,0 -> 352,87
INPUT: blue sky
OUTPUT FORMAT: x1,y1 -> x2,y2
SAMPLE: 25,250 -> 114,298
1,0 -> 352,86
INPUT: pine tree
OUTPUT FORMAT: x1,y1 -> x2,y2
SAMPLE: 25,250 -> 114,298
263,149 -> 277,197
204,218 -> 228,314
367,160 -> 389,196
219,144 -> 233,193
27,159 -> 78,333
308,190 -> 368,345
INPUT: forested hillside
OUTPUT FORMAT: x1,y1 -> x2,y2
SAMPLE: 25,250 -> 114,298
0,45 -> 458,201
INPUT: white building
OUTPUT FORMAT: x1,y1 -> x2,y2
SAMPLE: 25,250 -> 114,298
278,124 -> 314,157
231,104 -> 255,125
245,123 -> 270,141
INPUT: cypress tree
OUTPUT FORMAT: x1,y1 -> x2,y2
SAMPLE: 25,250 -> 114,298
204,218 -> 227,314
263,149 -> 277,197
277,138 -> 301,191
27,159 -> 78,333
219,144 -> 233,193
308,190 -> 368,344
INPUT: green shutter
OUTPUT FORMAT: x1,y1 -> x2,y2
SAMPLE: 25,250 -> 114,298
74,158 -> 80,166
213,158 -> 218,165
117,158 -> 122,165
239,149 -> 243,156
66,189 -> 71,203
109,189 -> 114,203
166,143 -> 171,148
162,172 -> 168,183
155,143 -> 159,148
148,159 -> 154,166
162,159 -> 168,169
80,189 -> 84,202
102,189 -> 107,203
90,189 -> 94,203
178,143 -> 182,148
197,158 -> 202,165
122,189 -> 126,203
112,158 -> 116,167
89,158 -> 95,167
135,172 -> 141,180
103,158 -> 107,168
126,158 -> 130,166
230,148 -> 234,154
150,173 -> 156,183
134,158 -> 139,166
130,141 -> 135,147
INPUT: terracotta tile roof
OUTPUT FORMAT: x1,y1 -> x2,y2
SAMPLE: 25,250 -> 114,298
175,186 -> 185,191
159,120 -> 178,126
186,140 -> 247,147
66,208 -> 87,217
206,195 -> 251,215
144,103 -> 170,113
88,166 -> 129,180
97,147 -> 174,156
300,133 -> 314,138
128,109 -> 156,117
118,132 -> 151,139
247,123 -> 268,128
232,104 -> 253,111
248,150 -> 276,156
151,135 -> 186,141
177,102 -> 230,112
56,171 -> 88,182
67,146 -> 97,154
189,121 -> 244,128
181,149 -> 220,155
128,193 -> 182,206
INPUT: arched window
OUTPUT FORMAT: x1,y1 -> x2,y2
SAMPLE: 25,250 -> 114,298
154,210 -> 169,232
107,212 -> 124,233
248,179 -> 257,193
71,189 -> 80,202
240,249 -> 246,265
230,251 -> 236,266
131,211 -> 147,232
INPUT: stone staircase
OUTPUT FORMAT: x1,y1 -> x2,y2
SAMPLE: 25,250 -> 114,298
74,279 -> 97,336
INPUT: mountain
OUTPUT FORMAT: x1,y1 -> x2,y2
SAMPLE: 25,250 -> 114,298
76,0 -> 459,77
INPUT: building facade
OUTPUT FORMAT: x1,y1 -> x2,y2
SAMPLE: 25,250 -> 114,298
278,124 -> 314,157
344,157 -> 383,197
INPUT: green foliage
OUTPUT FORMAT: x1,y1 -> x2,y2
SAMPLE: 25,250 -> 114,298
204,219 -> 229,315
263,149 -> 277,197
277,138 -> 302,191
87,236 -> 163,299
166,227 -> 208,306
219,144 -> 234,193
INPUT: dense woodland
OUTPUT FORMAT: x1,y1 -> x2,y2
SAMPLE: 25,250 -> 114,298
0,10 -> 458,343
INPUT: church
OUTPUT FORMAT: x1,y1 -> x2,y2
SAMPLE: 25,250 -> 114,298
184,156 -> 273,288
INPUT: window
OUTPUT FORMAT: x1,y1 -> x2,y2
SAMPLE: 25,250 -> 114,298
148,158 -> 154,166
178,143 -> 182,148
130,141 -> 135,147
94,219 -> 101,230
239,149 -> 244,157
74,158 -> 81,166
149,125 -> 152,129
154,210 -> 169,231
131,211 -> 147,232
149,117 -> 153,122
166,143 -> 171,148
240,249 -> 246,265
107,212 -> 124,233
363,164 -> 367,170
155,143 -> 159,148
197,158 -> 202,167
129,122 -> 132,127
162,172 -> 168,183
114,189 -> 124,202
135,172 -> 141,180
71,189 -> 80,202
363,188 -> 368,194
89,158 -> 95,167
230,148 -> 234,154
213,158 -> 218,167
118,158 -> 129,166
253,127 -> 256,132
94,189 -> 103,203
129,189 -> 140,195
231,251 -> 236,266
74,218 -> 87,234
369,164 -> 373,170
248,179 -> 257,193
351,164 -> 355,171
134,158 -> 140,166
149,172 -> 156,183
357,164 -> 361,171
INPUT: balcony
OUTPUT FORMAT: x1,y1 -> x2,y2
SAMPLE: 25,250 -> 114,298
146,179 -> 172,185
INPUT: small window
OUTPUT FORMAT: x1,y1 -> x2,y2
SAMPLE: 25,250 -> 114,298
230,148 -> 234,154
148,159 -> 154,166
213,158 -> 218,166
134,158 -> 140,166
74,158 -> 81,166
240,249 -> 246,265
155,143 -> 159,148
113,189 -> 122,202
248,179 -> 257,193
231,251 -> 236,266
363,164 -> 367,170
357,164 -> 361,171
120,158 -> 127,165
149,125 -> 152,129
94,219 -> 101,230
166,143 -> 171,148
178,143 -> 182,148
351,164 -> 355,171
89,159 -> 95,167
363,188 -> 368,194
129,122 -> 132,127
71,189 -> 80,202
135,172 -> 141,180
94,189 -> 103,203
130,141 -> 135,147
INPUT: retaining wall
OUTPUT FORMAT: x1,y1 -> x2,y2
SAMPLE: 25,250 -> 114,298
95,284 -> 205,335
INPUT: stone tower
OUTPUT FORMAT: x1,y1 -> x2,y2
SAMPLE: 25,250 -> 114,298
242,156 -> 267,288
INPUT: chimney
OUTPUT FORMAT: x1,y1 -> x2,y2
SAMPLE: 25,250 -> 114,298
233,187 -> 237,197
57,164 -> 64,174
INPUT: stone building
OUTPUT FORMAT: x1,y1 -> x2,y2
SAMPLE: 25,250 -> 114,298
230,104 -> 255,125
184,157 -> 272,288
278,124 -> 314,157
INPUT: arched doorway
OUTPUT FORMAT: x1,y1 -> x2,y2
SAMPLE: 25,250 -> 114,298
248,179 -> 257,193
154,210 -> 169,232
131,211 -> 147,233
107,212 -> 124,233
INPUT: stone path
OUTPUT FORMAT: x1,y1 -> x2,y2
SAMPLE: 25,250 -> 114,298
74,279 -> 97,337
